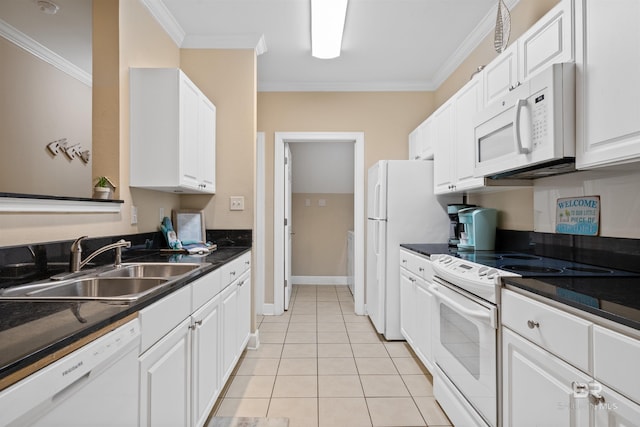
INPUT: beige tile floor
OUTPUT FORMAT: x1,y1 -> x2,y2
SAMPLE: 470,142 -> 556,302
213,285 -> 453,427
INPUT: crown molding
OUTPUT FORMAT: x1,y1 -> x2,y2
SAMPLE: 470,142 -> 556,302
258,79 -> 436,92
0,19 -> 91,87
431,0 -> 521,88
139,0 -> 185,47
182,33 -> 266,51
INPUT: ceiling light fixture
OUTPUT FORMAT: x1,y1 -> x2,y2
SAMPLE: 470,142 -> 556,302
311,0 -> 348,59
36,0 -> 60,15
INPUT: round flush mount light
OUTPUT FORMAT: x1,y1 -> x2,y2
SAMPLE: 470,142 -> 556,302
36,0 -> 60,15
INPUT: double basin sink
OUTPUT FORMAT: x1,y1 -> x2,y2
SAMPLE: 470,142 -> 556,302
0,262 -> 211,303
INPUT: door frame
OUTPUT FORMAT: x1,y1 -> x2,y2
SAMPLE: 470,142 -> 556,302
273,132 -> 365,316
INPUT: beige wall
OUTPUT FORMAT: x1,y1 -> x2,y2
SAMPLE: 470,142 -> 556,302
1,0 -> 255,246
291,193 -> 354,277
258,91 -> 434,303
0,38 -> 92,198
180,49 -> 256,231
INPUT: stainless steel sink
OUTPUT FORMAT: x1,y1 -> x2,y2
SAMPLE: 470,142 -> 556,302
0,262 -> 211,303
97,263 -> 205,278
25,277 -> 169,300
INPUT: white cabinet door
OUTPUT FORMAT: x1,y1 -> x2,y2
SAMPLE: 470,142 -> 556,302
409,118 -> 434,161
199,97 -> 216,192
433,100 -> 455,194
191,295 -> 221,427
236,270 -> 252,354
594,383 -> 640,427
179,74 -> 201,190
518,0 -> 574,82
575,0 -> 640,169
408,126 -> 421,160
220,281 -> 239,381
483,43 -> 518,107
414,281 -> 434,372
139,317 -> 192,427
399,269 -> 416,346
452,77 -> 484,191
502,328 -> 591,427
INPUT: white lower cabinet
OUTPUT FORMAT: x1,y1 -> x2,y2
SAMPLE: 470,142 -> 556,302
399,249 -> 435,372
502,289 -> 640,427
502,327 -> 590,427
221,269 -> 252,381
139,317 -> 192,427
139,251 -> 252,427
220,278 -> 239,381
191,294 -> 221,427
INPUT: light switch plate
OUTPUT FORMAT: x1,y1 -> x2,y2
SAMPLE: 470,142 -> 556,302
131,206 -> 138,225
230,196 -> 245,211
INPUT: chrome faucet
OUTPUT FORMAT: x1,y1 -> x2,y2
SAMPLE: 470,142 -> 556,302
69,236 -> 132,273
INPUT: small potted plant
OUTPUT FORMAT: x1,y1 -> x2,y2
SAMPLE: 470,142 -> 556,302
93,176 -> 114,199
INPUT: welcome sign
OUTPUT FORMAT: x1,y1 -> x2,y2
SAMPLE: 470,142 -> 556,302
556,196 -> 600,236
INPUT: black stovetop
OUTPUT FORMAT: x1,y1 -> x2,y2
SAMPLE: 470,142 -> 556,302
455,251 -> 639,278
400,242 -> 640,330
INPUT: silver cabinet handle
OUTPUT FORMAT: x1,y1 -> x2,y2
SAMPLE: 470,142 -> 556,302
527,320 -> 540,329
237,280 -> 246,287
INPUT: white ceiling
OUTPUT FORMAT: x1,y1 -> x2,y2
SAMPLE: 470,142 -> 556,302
0,0 -> 521,92
149,0 -> 520,91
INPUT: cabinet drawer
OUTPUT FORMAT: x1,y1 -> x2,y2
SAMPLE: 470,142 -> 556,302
502,289 -> 591,372
399,250 -> 433,281
139,285 -> 191,354
593,325 -> 640,404
220,251 -> 251,286
191,269 -> 221,312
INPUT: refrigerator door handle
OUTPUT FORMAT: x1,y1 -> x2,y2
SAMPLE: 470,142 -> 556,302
374,183 -> 382,219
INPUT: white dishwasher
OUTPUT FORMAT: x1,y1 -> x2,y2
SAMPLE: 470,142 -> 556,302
0,318 -> 140,427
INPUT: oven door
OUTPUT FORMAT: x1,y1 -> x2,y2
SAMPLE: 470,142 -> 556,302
431,278 -> 498,427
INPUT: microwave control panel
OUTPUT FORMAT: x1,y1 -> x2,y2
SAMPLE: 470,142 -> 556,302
531,90 -> 548,150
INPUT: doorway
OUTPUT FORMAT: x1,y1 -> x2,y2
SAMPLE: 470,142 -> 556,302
274,132 -> 365,316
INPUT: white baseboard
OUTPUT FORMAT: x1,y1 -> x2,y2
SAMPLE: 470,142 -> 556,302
247,331 -> 260,350
261,303 -> 276,315
291,276 -> 349,285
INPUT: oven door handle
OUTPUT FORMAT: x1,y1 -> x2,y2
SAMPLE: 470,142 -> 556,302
430,283 -> 497,329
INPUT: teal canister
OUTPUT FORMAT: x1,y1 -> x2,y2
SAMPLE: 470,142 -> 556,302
470,208 -> 497,250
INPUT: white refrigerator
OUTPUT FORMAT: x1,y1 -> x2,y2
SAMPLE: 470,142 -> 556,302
366,160 -> 459,340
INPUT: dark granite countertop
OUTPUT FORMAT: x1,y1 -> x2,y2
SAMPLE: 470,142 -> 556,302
401,234 -> 640,331
501,276 -> 640,331
0,246 -> 250,383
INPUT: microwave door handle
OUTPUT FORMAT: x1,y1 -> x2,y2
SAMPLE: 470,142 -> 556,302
513,99 -> 531,154
430,283 -> 497,329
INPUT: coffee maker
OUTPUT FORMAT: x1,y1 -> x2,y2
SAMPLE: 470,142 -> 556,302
457,207 -> 498,251
447,204 -> 475,246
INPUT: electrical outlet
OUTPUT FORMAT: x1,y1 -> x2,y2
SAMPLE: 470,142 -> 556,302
131,206 -> 138,225
159,207 -> 165,222
230,196 -> 245,211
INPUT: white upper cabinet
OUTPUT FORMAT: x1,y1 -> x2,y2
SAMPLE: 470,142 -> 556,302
452,77 -> 485,192
518,0 -> 574,82
130,68 -> 216,194
483,43 -> 519,107
575,0 -> 640,169
408,117 -> 434,160
433,77 -> 485,195
483,0 -> 574,107
433,99 -> 456,194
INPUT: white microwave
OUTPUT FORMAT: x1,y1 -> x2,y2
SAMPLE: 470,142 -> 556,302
473,62 -> 575,179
